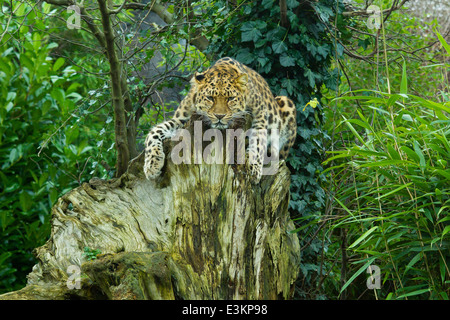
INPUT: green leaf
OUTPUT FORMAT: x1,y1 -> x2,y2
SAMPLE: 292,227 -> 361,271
404,252 -> 422,275
287,0 -> 300,9
32,32 -> 42,51
400,59 -> 408,94
281,78 -> 295,95
342,116 -> 368,148
6,92 -> 16,102
49,188 -> 58,205
272,40 -> 288,54
9,148 -> 18,164
241,21 -> 266,43
359,160 -> 410,168
375,183 -> 413,200
400,146 -> 419,162
440,256 -> 447,284
304,68 -> 320,88
13,1 -> 27,16
348,226 -> 378,249
397,288 -> 430,299
345,118 -> 372,131
19,191 -> 32,212
317,45 -> 329,59
65,126 -> 79,145
235,49 -> 254,65
434,27 -> 450,55
442,225 -> 450,239
280,54 -> 296,67
6,101 -> 14,112
53,58 -> 65,72
333,196 -> 353,216
261,0 -> 273,9
340,257 -> 377,295
413,140 -> 426,171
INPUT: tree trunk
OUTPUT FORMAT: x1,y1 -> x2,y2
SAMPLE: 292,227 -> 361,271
98,0 -> 130,177
0,120 -> 300,300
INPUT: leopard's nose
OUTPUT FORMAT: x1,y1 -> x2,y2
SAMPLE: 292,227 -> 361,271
215,114 -> 226,120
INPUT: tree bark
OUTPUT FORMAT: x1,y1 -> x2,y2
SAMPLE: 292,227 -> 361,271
0,120 -> 300,300
279,0 -> 289,28
97,0 -> 130,177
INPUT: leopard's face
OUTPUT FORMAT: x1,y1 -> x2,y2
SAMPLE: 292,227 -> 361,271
192,66 -> 248,129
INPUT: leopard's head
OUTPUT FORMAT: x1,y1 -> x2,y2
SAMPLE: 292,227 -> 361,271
191,64 -> 248,129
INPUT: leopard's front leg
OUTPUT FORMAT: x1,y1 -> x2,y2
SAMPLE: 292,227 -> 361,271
144,119 -> 180,179
144,99 -> 192,179
247,110 -> 268,184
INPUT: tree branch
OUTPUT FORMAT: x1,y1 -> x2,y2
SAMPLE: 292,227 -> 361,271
342,0 -> 409,17
115,0 -> 210,52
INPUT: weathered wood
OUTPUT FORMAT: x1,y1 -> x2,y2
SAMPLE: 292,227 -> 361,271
1,121 -> 300,300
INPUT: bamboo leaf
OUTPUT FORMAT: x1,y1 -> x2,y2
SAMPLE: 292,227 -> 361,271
333,197 -> 353,217
349,226 -> 378,249
434,27 -> 450,55
442,225 -> 450,239
397,288 -> 430,299
359,159 -> 410,168
404,252 -> 422,275
340,257 -> 376,295
413,140 -> 426,172
375,183 -> 413,200
400,59 -> 408,95
342,116 -> 369,148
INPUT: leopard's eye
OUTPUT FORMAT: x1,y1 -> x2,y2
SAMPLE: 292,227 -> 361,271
206,96 -> 214,102
227,96 -> 236,102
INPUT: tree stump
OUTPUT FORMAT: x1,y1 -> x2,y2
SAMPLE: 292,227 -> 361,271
0,121 -> 300,300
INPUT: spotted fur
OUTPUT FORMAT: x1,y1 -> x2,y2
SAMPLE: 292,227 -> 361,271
144,57 -> 297,183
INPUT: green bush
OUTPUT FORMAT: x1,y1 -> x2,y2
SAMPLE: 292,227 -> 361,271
0,2 -> 110,293
324,90 -> 450,299
319,11 -> 450,298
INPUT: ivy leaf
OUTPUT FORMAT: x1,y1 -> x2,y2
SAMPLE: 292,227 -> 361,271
335,43 -> 344,57
304,68 -> 319,88
235,49 -> 254,65
261,0 -> 273,10
288,33 -> 301,44
257,57 -> 270,68
272,40 -> 287,54
280,54 -> 296,67
306,42 -> 317,55
312,2 -> 334,22
241,29 -> 260,42
241,21 -> 266,43
317,45 -> 329,59
305,163 -> 316,174
287,0 -> 300,9
281,78 -> 296,95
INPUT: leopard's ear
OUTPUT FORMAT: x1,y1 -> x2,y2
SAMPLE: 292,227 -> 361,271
235,73 -> 248,90
193,72 -> 205,84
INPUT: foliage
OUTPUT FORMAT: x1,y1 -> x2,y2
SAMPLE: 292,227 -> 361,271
0,1 -> 111,294
83,247 -> 102,261
324,90 -> 450,299
2,0 -> 448,300
321,19 -> 450,299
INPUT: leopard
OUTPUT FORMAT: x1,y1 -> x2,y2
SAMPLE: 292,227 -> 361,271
143,57 -> 297,183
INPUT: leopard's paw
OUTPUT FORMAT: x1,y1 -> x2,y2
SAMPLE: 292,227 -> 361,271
248,162 -> 262,184
144,144 -> 165,179
246,150 -> 262,184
